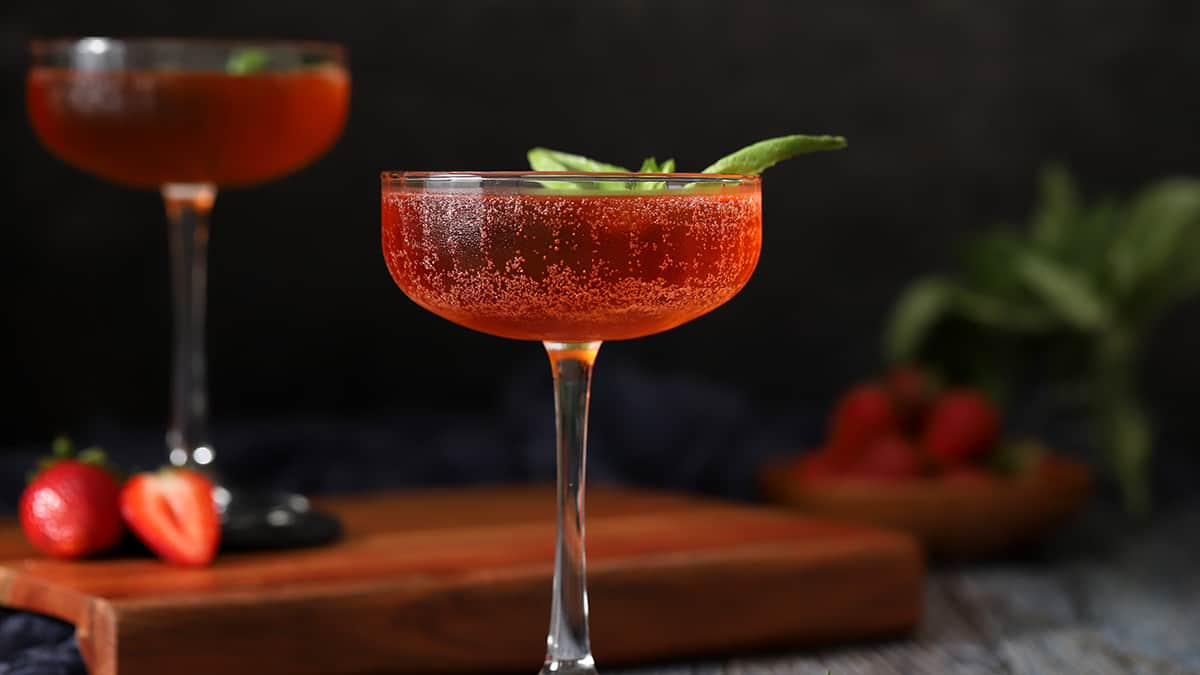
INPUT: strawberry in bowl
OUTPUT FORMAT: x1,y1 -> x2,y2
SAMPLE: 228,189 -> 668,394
761,365 -> 1091,559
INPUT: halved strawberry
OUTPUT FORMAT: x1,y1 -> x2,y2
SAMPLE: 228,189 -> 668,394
19,438 -> 124,559
120,468 -> 220,567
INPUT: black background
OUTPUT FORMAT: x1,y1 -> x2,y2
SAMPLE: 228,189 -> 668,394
2,1 -> 1198,462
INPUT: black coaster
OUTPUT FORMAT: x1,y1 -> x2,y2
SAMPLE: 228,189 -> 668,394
217,489 -> 343,551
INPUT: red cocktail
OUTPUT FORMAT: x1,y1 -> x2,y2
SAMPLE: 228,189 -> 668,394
381,172 -> 762,674
28,66 -> 348,188
383,186 -> 761,341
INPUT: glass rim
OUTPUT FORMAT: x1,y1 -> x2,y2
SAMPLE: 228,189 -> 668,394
381,171 -> 761,184
29,36 -> 347,61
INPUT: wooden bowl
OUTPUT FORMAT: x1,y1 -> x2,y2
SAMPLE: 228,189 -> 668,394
760,455 -> 1092,559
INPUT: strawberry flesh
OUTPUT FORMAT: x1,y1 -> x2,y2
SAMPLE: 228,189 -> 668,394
120,469 -> 220,567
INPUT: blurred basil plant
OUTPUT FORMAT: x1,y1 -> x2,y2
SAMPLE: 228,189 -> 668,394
885,165 -> 1200,514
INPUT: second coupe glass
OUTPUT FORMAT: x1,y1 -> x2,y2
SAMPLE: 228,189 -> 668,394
27,38 -> 351,545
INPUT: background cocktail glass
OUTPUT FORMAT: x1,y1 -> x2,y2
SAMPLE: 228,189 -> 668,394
381,172 -> 762,673
27,38 -> 350,547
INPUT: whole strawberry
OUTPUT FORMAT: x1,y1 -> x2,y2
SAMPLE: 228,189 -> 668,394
828,384 -> 898,468
885,363 -> 938,428
923,389 -> 1000,468
19,438 -> 124,559
849,433 -> 922,480
793,449 -> 837,482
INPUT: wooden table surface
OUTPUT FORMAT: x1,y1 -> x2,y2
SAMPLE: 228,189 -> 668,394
615,503 -> 1200,675
0,486 -> 921,675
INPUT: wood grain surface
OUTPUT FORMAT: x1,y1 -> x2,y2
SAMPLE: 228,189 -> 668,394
760,456 -> 1093,559
0,486 -> 922,675
613,504 -> 1200,675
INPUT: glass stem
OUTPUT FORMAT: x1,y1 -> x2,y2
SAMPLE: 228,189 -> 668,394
163,183 -> 216,469
541,341 -> 601,675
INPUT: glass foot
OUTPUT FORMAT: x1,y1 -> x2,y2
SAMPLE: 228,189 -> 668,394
539,657 -> 598,674
215,487 -> 342,551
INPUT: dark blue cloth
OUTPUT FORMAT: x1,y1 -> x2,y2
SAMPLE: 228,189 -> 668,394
0,611 -> 83,675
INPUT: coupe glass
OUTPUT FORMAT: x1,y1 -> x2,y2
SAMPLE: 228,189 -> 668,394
27,38 -> 350,546
381,172 -> 762,673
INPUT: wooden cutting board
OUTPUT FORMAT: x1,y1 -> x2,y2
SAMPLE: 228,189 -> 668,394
0,486 -> 922,675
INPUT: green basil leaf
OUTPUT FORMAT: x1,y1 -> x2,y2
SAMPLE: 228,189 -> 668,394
527,148 -> 571,172
226,48 -> 271,75
526,148 -> 630,173
1110,178 -> 1200,299
885,278 -> 957,361
1015,251 -> 1110,331
637,157 -> 660,173
886,276 -> 1063,362
702,134 -> 847,175
1064,198 -> 1121,281
1030,163 -> 1081,252
960,228 -> 1027,300
1096,384 -> 1152,516
634,157 -> 673,191
952,288 -> 1060,332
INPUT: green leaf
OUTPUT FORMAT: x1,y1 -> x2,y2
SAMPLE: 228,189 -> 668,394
51,436 -> 73,458
526,148 -> 634,191
702,134 -> 847,175
885,278 -> 956,362
951,287 -> 1060,332
1064,198 -> 1122,280
527,148 -> 571,172
1157,244 -> 1200,311
1110,178 -> 1200,301
226,48 -> 271,75
77,447 -> 107,465
885,277 -> 1062,362
1094,330 -> 1153,515
1099,391 -> 1153,516
1027,166 -> 1124,295
1014,251 -> 1110,331
960,228 -> 1027,300
634,157 -> 674,190
526,148 -> 630,173
989,438 -> 1048,476
1031,163 -> 1081,252
1122,180 -> 1200,322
